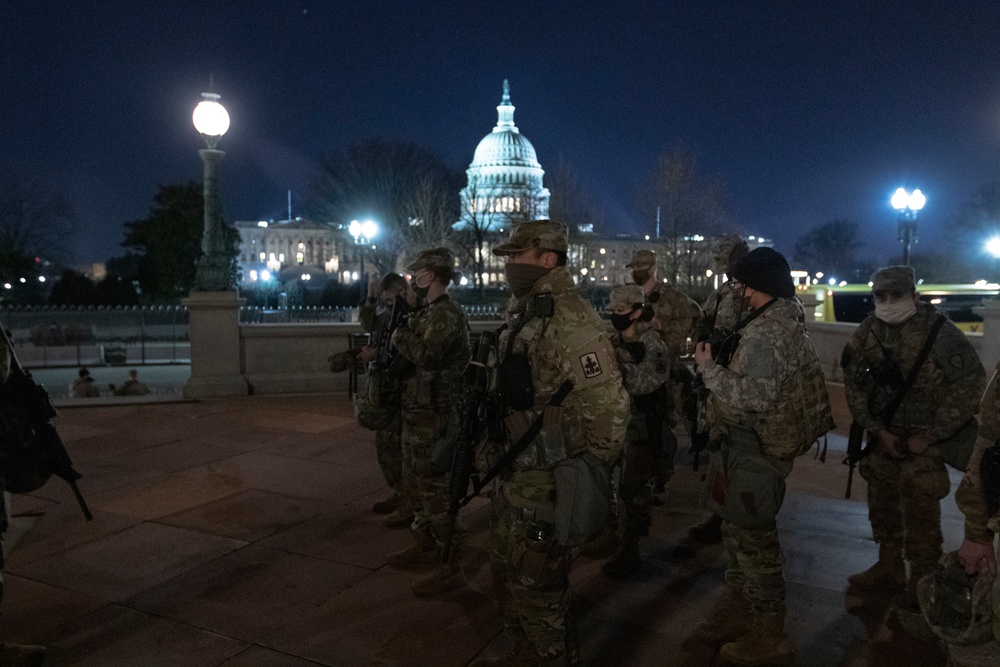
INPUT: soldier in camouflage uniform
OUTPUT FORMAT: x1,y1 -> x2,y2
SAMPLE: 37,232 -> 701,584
693,247 -> 833,666
624,249 -> 702,497
689,234 -> 750,544
931,361 -> 1000,666
471,221 -> 629,667
358,273 -> 414,527
844,266 -> 985,635
384,248 -> 472,597
0,332 -> 48,666
602,284 -> 672,579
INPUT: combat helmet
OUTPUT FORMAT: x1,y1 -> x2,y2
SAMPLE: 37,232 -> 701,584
917,551 -> 995,646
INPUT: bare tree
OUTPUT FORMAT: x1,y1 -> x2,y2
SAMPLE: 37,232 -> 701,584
641,144 -> 728,286
0,177 -> 73,279
453,179 -> 506,295
547,156 -> 606,240
308,138 -> 461,274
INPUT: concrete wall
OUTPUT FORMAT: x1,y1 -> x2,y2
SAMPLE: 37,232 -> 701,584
238,311 -> 998,396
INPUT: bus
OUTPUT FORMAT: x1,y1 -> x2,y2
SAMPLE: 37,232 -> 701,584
806,282 -> 999,332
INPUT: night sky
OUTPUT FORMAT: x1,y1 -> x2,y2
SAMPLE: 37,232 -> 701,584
4,1 -> 1000,267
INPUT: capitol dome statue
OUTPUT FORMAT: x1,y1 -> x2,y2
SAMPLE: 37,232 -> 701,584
456,80 -> 550,232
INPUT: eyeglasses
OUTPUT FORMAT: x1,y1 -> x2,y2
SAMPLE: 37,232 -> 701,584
727,279 -> 744,290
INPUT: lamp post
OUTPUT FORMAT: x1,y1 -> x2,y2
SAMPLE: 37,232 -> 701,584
192,91 -> 232,291
347,219 -> 378,285
891,187 -> 926,266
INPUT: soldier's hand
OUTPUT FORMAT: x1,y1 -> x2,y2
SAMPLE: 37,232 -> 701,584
905,431 -> 934,455
358,346 -> 376,363
694,342 -> 713,371
877,430 -> 907,459
957,538 -> 997,577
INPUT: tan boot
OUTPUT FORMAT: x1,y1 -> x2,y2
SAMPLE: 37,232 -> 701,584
719,610 -> 794,665
382,505 -> 414,528
847,545 -> 905,590
412,561 -> 467,596
692,588 -> 753,643
468,626 -> 539,667
372,493 -> 401,514
602,535 -> 641,579
0,643 -> 46,667
386,531 -> 438,569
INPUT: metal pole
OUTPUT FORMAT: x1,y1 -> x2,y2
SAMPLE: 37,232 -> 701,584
192,147 -> 231,291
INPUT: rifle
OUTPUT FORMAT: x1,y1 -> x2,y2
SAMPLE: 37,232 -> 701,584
843,422 -> 866,499
442,330 -> 495,562
375,295 -> 410,369
676,363 -> 710,471
0,328 -> 92,520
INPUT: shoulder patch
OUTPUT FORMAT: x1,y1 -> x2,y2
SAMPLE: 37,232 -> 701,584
580,352 -> 603,378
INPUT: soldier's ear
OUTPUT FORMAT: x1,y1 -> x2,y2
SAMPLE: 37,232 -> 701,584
540,251 -> 558,269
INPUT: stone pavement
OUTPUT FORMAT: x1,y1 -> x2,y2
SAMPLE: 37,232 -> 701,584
0,385 -> 966,666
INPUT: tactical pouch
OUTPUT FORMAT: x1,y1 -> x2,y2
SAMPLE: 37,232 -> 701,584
701,422 -> 786,530
499,353 -> 534,410
552,452 -> 613,547
933,419 -> 979,472
353,366 -> 399,431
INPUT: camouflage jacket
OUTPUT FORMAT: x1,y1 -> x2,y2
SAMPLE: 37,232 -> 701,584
703,298 -> 833,459
843,302 -> 985,443
359,298 -> 385,336
393,294 -> 471,414
611,327 -> 671,398
698,283 -> 742,340
648,282 -> 702,357
955,362 -> 1000,544
500,267 -> 630,464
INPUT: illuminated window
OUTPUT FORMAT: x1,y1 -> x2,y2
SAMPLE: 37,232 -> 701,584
296,252 -> 304,264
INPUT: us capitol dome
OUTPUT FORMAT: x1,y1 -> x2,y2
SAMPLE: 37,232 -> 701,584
456,80 -> 550,232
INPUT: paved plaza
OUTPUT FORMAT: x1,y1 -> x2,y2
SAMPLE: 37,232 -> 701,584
1,385 -> 966,666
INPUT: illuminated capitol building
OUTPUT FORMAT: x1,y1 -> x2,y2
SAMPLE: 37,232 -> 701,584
234,81 -> 756,291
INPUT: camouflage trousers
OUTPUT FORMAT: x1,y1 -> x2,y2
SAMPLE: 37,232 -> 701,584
721,457 -> 792,613
489,470 -> 579,664
722,521 -> 787,613
401,409 -> 463,547
859,449 -> 951,569
374,414 -> 404,497
619,440 -> 654,539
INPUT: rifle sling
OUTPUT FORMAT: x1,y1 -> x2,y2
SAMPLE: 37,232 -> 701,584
467,379 -> 574,500
880,314 -> 947,427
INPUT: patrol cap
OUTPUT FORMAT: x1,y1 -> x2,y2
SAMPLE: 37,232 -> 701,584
871,266 -> 916,293
624,249 -> 657,269
406,247 -> 455,272
732,247 -> 795,299
492,220 -> 568,256
714,234 -> 749,272
609,284 -> 645,311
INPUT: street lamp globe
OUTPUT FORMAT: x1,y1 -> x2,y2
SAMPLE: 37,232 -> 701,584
348,219 -> 361,239
891,187 -> 909,211
362,219 -> 378,239
907,189 -> 926,211
986,236 -> 1000,259
192,93 -> 230,139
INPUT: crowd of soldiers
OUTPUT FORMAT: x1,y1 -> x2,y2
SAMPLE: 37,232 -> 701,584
337,219 -> 1000,667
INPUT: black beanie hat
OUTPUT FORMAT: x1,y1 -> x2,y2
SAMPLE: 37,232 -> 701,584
732,247 -> 795,298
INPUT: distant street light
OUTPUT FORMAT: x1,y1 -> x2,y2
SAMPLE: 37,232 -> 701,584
348,219 -> 379,285
986,235 -> 1000,282
191,90 -> 232,291
891,187 -> 925,266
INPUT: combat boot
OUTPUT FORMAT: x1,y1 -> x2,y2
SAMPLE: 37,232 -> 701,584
688,514 -> 723,544
692,587 -> 753,643
602,535 -> 642,579
719,610 -> 794,665
467,626 -> 538,667
386,530 -> 438,569
372,493 -> 401,514
0,642 -> 46,667
382,505 -> 414,529
412,555 -> 467,597
847,545 -> 905,590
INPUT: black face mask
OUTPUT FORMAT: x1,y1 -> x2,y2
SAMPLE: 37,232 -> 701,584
610,312 -> 634,331
631,269 -> 651,286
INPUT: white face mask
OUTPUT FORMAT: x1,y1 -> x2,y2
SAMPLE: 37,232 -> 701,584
874,299 -> 916,324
